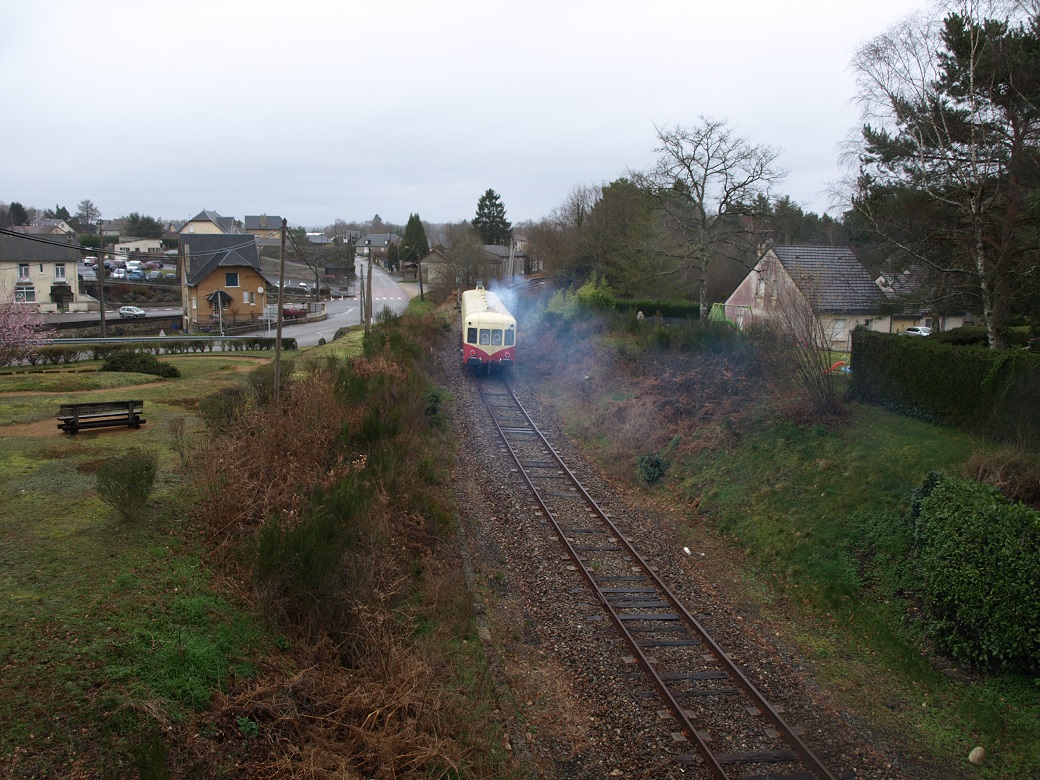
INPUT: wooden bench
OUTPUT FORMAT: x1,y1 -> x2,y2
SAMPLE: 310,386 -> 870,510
57,400 -> 145,434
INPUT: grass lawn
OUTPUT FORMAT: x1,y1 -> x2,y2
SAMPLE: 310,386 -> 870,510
670,404 -> 1040,779
0,354 -> 284,773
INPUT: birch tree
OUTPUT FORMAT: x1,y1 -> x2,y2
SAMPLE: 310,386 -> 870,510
850,0 -> 1040,348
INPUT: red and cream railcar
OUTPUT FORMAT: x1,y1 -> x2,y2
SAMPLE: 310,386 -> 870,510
461,286 -> 517,370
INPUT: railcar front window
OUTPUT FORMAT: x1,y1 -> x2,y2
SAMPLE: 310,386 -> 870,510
467,327 -> 477,343
479,329 -> 491,345
491,330 -> 503,346
505,330 -> 514,346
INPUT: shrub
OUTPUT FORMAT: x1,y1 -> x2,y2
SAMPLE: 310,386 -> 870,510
636,453 -> 669,486
95,448 -> 158,523
101,349 -> 180,378
197,385 -> 250,431
913,475 -> 1040,673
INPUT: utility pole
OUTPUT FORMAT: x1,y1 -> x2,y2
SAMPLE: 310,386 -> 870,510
97,219 -> 107,337
274,219 -> 287,409
417,245 -> 424,301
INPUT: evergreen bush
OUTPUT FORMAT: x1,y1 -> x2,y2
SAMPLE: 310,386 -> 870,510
636,453 -> 669,485
913,474 -> 1040,673
101,349 -> 180,378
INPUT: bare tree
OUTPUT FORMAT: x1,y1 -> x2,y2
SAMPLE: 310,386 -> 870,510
757,269 -> 841,414
636,117 -> 786,317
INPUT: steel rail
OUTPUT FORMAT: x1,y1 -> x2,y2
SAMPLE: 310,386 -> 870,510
476,377 -> 838,780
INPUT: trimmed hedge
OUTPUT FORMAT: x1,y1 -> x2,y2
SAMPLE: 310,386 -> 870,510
850,328 -> 1040,448
913,474 -> 1040,673
101,350 -> 180,378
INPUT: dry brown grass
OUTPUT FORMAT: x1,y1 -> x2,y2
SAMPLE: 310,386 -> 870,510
174,332 -> 504,778
963,448 -> 1040,508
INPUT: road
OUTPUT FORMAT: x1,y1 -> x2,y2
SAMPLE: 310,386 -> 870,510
47,261 -> 417,348
241,261 -> 415,347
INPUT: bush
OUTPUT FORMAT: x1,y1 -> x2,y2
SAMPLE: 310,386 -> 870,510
636,453 -> 669,486
101,349 -> 180,378
95,448 -> 158,523
913,474 -> 1040,673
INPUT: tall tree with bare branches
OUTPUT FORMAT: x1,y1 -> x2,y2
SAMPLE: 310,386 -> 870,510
636,117 -> 786,318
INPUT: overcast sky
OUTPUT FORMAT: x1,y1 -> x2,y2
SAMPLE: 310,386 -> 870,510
2,0 -> 928,230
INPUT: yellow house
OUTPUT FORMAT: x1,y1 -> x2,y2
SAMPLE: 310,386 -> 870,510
178,210 -> 237,236
0,232 -> 84,313
181,234 -> 272,334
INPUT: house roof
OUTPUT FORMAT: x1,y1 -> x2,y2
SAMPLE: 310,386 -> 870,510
772,245 -> 882,314
0,232 -> 81,263
182,234 -> 267,286
358,233 -> 401,246
244,215 -> 283,231
185,210 -> 237,234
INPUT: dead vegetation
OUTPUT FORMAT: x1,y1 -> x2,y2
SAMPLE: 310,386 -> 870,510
167,316 -> 508,778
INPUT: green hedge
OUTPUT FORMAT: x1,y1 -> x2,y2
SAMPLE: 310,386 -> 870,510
912,475 -> 1040,673
850,328 -> 1040,448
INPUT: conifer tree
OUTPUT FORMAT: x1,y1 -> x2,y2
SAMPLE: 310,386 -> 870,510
473,189 -> 512,246
400,213 -> 430,264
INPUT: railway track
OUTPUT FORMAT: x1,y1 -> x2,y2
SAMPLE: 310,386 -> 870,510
476,375 -> 841,780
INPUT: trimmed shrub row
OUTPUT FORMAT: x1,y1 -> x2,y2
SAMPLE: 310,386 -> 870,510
31,337 -> 298,365
850,328 -> 1040,449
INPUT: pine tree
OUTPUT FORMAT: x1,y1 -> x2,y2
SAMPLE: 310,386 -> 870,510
400,213 -> 430,264
473,189 -> 512,246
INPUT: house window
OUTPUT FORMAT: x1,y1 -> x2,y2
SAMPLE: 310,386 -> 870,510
15,287 -> 36,303
831,319 -> 847,339
225,272 -> 239,287
54,263 -> 66,281
756,279 -> 765,297
17,264 -> 29,281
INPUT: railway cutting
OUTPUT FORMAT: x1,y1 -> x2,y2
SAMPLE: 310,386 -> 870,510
475,375 -> 841,780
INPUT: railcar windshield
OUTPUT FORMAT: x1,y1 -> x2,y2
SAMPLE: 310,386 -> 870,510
505,329 -> 514,346
467,327 -> 477,344
491,330 -> 503,346
479,329 -> 491,345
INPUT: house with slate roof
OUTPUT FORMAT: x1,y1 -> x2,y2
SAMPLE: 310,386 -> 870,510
179,210 -> 238,236
0,232 -> 84,312
180,233 -> 274,333
244,214 -> 283,240
723,245 -> 892,350
356,233 -> 401,265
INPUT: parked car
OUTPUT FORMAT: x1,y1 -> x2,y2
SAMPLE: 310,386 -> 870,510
83,256 -> 98,267
127,270 -> 146,281
147,270 -> 164,280
118,306 -> 146,319
110,268 -> 127,279
904,326 -> 932,337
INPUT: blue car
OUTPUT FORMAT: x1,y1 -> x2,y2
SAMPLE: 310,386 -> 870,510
127,270 -> 146,281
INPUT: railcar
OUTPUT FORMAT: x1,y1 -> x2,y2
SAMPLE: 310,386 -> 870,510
460,285 -> 517,370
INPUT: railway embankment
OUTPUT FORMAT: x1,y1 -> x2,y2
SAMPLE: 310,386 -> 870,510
444,308 -> 1039,779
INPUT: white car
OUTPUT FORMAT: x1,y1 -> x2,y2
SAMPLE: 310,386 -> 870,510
904,326 -> 932,337
111,268 -> 127,279
118,306 -> 146,319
